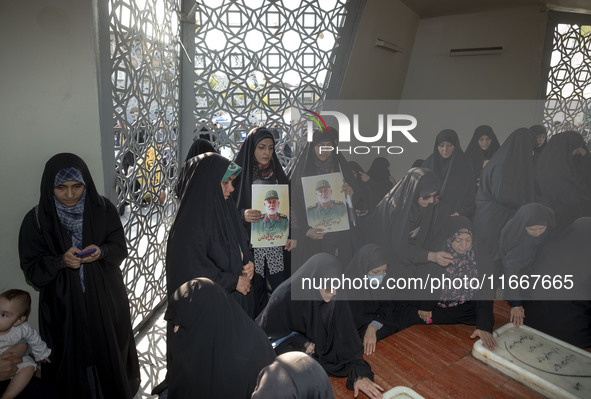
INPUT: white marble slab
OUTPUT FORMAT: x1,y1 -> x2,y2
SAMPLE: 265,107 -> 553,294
382,386 -> 425,399
472,323 -> 591,399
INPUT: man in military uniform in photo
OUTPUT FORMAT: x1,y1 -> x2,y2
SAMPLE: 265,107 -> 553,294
253,189 -> 289,238
307,179 -> 347,227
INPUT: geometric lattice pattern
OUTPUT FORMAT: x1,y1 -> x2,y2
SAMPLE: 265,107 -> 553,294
109,0 -> 181,331
192,0 -> 350,168
544,22 -> 591,144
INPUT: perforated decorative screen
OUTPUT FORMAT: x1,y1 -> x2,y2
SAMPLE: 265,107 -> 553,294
544,16 -> 591,143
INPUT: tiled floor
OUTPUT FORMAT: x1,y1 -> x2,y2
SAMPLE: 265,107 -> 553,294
134,301 -> 544,398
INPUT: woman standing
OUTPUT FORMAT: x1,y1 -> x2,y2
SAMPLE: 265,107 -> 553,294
19,153 -> 140,398
166,152 -> 255,316
232,128 -> 291,314
288,129 -> 358,268
422,129 -> 475,219
256,253 -> 384,399
464,125 -> 500,186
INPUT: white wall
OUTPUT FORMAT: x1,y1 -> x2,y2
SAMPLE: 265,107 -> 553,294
339,5 -> 549,179
339,0 -> 419,100
0,1 -> 103,329
403,6 -> 548,101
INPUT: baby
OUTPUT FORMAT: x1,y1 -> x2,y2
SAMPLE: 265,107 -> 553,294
0,289 -> 50,399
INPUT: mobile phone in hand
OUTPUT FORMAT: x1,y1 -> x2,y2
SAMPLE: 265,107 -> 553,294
75,248 -> 97,258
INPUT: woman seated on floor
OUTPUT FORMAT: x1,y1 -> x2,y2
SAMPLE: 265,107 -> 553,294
343,244 -> 398,355
256,253 -> 384,399
391,216 -> 497,351
522,217 -> 591,349
161,278 -> 276,399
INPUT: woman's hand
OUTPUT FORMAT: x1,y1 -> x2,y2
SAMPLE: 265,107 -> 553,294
284,239 -> 295,251
236,275 -> 251,295
510,306 -> 525,327
79,245 -> 101,264
242,261 -> 254,280
354,377 -> 384,399
418,310 -> 432,324
341,182 -> 354,197
304,342 -> 315,355
63,247 -> 82,269
359,172 -> 370,183
428,251 -> 453,267
306,228 -> 326,240
363,325 -> 378,355
471,329 -> 497,351
244,209 -> 262,223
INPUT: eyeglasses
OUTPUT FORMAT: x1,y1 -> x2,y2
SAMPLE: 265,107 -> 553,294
421,192 -> 440,201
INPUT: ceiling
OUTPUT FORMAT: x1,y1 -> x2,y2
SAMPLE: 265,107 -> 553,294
399,0 -> 591,18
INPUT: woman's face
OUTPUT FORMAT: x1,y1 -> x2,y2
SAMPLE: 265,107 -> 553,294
220,174 -> 237,200
367,264 -> 387,276
525,225 -> 547,237
437,141 -> 455,159
451,233 -> 473,254
254,138 -> 274,165
417,191 -> 439,207
536,133 -> 547,148
314,140 -> 334,162
478,135 -> 491,151
54,180 -> 85,207
319,288 -> 337,303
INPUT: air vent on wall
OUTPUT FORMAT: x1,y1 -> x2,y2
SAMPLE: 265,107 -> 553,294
449,46 -> 503,56
375,38 -> 402,53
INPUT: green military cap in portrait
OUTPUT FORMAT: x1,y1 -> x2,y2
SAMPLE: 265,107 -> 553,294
264,190 -> 279,200
315,179 -> 331,190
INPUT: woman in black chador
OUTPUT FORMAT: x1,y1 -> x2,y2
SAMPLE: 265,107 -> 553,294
288,129 -> 358,268
499,203 -> 555,327
165,278 -> 276,398
422,129 -> 475,219
522,217 -> 591,349
19,153 -> 140,398
365,157 -> 395,210
256,253 -> 384,399
472,127 -> 537,261
166,152 -> 255,317
344,244 -> 399,355
535,130 -> 591,230
251,352 -> 335,399
232,128 -> 291,314
464,125 -> 501,186
363,167 -> 450,269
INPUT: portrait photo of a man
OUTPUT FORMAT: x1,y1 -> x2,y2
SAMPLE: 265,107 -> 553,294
302,173 -> 350,232
251,185 -> 289,247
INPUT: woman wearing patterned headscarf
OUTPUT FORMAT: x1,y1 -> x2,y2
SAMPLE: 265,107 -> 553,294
18,153 -> 140,398
231,127 -> 291,315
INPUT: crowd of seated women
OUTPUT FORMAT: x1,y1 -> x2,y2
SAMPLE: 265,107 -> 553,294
12,123 -> 590,399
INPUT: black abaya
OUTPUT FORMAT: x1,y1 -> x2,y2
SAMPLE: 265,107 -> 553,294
166,152 -> 255,316
256,253 -> 374,390
251,352 -> 335,399
165,278 -> 276,398
18,153 -> 140,398
464,125 -> 501,186
363,167 -> 441,266
287,130 -> 359,268
422,129 -> 476,219
472,127 -> 537,260
535,130 -> 591,230
522,217 -> 591,348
